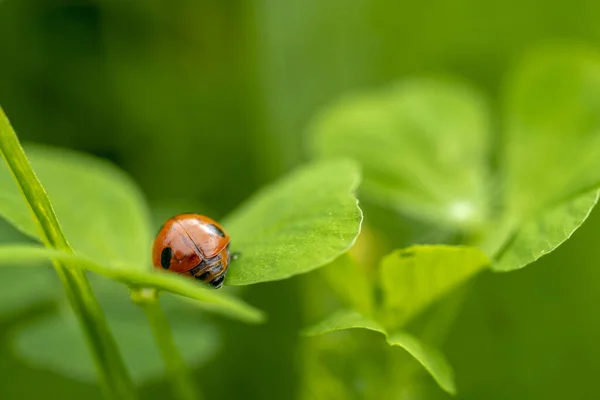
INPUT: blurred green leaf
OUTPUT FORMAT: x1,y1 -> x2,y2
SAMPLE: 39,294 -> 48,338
302,309 -> 384,336
503,46 -> 600,217
13,283 -> 220,384
310,54 -> 600,274
0,267 -> 57,316
493,189 -> 599,272
0,144 -> 153,269
319,254 -> 374,316
487,46 -> 600,271
1,109 -> 140,397
0,244 -> 265,324
385,331 -> 455,395
302,309 -> 455,394
303,245 -> 488,395
380,245 -> 489,329
0,220 -> 58,315
223,160 -> 362,285
310,79 -> 490,231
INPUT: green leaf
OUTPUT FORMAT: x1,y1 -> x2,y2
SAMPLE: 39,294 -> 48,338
13,283 -> 220,383
503,46 -> 600,217
0,220 -> 59,315
309,79 -> 490,230
319,254 -> 374,316
0,244 -> 265,324
0,266 -> 57,315
386,332 -> 455,395
0,143 -> 152,269
0,109 -> 137,399
380,245 -> 489,329
493,189 -> 599,272
223,160 -> 362,285
489,46 -> 600,271
302,310 -> 455,394
302,309 -> 385,336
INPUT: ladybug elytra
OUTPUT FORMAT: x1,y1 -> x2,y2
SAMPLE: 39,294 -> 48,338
152,214 -> 238,288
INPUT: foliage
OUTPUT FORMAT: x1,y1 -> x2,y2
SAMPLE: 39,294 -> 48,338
14,280 -> 221,384
305,47 -> 600,394
304,246 -> 488,394
224,160 -> 362,285
3,1 -> 600,398
0,109 -> 362,395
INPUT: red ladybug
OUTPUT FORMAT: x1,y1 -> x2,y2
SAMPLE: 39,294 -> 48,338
152,214 -> 238,288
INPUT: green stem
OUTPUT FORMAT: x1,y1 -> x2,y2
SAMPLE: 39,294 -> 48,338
0,107 -> 137,399
140,292 -> 200,400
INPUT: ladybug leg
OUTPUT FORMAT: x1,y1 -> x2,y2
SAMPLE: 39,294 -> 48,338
209,274 -> 225,289
197,255 -> 227,289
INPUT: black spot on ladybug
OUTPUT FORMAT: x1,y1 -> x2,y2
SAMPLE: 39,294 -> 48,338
399,251 -> 414,258
160,247 -> 172,269
207,224 -> 226,238
210,275 -> 225,288
196,270 -> 210,281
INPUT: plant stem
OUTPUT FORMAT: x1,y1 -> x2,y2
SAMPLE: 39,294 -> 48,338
0,107 -> 137,399
141,296 -> 201,400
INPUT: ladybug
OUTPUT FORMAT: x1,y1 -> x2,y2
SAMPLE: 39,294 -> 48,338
152,214 -> 238,288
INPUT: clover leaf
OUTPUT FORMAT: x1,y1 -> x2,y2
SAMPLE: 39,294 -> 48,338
224,159 -> 362,285
1,108 -> 363,386
310,46 -> 600,272
310,79 -> 491,231
494,47 -> 600,270
502,47 -> 600,217
303,309 -> 455,395
0,220 -> 59,316
0,144 -> 153,269
380,245 -> 489,329
13,279 -> 220,384
303,245 -> 489,394
0,130 -> 362,309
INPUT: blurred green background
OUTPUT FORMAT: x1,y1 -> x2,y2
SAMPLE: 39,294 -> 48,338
2,0 -> 600,399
